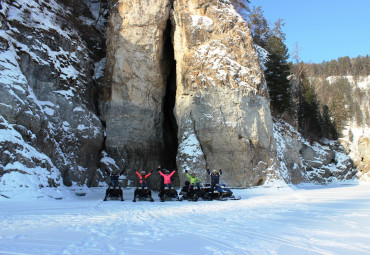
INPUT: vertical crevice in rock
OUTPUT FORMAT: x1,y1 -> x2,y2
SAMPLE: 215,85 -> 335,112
161,16 -> 178,172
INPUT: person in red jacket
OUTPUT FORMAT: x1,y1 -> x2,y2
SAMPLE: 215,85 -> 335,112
133,170 -> 154,202
135,170 -> 153,188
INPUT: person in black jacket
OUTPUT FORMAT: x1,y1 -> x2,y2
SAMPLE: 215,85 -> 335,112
207,168 -> 222,193
105,168 -> 124,187
157,165 -> 164,193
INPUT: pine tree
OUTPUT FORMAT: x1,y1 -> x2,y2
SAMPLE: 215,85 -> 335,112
298,76 -> 323,138
328,78 -> 351,134
322,105 -> 337,139
264,35 -> 292,114
242,5 -> 294,117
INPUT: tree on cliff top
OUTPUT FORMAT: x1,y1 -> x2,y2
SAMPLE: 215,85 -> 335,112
235,3 -> 293,116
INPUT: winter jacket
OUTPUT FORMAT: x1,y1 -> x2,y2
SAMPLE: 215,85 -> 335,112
109,173 -> 119,186
110,174 -> 119,182
186,172 -> 200,185
135,171 -> 152,184
207,169 -> 222,185
159,170 -> 176,184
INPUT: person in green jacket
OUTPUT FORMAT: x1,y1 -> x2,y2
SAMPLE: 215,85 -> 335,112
185,170 -> 200,189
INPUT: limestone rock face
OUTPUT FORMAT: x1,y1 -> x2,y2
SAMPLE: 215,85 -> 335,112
102,0 -> 276,187
341,134 -> 370,181
102,0 -> 176,186
357,136 -> 370,179
0,0 -> 105,189
172,0 -> 275,187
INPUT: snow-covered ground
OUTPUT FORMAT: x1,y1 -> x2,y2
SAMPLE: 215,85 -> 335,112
1,184 -> 370,255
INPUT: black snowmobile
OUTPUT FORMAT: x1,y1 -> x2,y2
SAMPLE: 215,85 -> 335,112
202,183 -> 241,201
179,181 -> 204,201
103,170 -> 124,201
133,186 -> 154,202
159,185 -> 179,202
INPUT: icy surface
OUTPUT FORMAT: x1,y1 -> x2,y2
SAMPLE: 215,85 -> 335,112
1,184 -> 370,255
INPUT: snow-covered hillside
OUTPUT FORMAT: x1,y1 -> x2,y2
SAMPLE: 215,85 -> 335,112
1,184 -> 370,255
309,75 -> 370,180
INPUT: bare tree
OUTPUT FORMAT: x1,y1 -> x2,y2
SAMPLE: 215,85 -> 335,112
291,42 -> 308,84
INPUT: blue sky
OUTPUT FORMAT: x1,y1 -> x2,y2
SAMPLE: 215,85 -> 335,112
254,0 -> 370,63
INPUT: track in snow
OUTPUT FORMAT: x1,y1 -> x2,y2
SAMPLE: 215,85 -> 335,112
1,184 -> 370,255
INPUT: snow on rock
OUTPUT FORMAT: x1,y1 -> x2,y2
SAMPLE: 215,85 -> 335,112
271,119 -> 304,184
0,116 -> 62,198
193,40 -> 260,91
254,44 -> 269,71
190,15 -> 214,30
0,0 -> 106,193
272,118 -> 358,185
176,115 -> 208,184
326,75 -> 370,90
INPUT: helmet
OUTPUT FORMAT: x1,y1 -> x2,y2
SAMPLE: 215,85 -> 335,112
212,169 -> 218,174
141,171 -> 145,175
112,169 -> 119,174
164,169 -> 170,174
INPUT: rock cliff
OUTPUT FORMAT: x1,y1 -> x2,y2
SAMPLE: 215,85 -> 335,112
172,0 -> 275,186
0,0 -> 106,189
102,0 -> 276,187
101,0 -> 174,186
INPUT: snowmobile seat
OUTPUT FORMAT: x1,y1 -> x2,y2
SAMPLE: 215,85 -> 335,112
133,186 -> 154,202
179,182 -> 200,201
159,186 -> 179,202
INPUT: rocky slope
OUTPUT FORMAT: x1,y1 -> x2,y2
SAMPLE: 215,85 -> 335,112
0,0 -> 106,189
331,76 -> 369,180
309,75 -> 370,181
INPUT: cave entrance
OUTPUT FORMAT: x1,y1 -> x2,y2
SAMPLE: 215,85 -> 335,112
162,17 -> 178,172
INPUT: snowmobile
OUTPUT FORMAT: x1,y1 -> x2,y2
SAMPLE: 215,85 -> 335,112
202,184 -> 241,201
159,185 -> 180,202
133,186 -> 154,202
103,172 -> 124,201
179,181 -> 203,201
